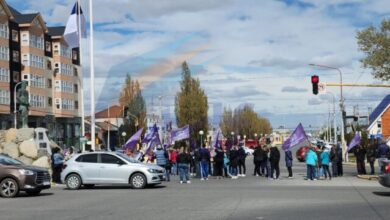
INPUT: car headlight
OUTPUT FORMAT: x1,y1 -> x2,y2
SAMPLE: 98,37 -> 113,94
18,169 -> 35,176
147,169 -> 159,173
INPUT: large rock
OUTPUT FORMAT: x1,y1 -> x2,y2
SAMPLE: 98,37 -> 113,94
18,155 -> 33,165
32,156 -> 50,169
2,142 -> 19,158
0,130 -> 5,143
19,139 -> 38,159
16,128 -> 35,143
5,128 -> 17,143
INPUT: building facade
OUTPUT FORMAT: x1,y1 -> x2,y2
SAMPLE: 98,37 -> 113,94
0,1 -> 82,147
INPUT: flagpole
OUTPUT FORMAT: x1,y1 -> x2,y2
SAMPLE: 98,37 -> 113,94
77,0 -> 86,152
89,0 -> 96,151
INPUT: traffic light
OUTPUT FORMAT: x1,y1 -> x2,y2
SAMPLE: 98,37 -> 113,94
311,75 -> 319,95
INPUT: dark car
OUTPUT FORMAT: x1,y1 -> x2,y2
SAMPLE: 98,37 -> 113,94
378,159 -> 390,188
0,154 -> 51,198
296,146 -> 319,162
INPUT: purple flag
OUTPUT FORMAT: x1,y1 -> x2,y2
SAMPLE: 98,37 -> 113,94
282,123 -> 308,151
123,128 -> 143,151
170,125 -> 190,143
142,124 -> 161,156
213,130 -> 221,149
347,132 -> 361,151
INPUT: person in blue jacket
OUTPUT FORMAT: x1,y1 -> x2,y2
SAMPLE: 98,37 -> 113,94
305,147 -> 318,180
285,150 -> 293,178
320,147 -> 332,180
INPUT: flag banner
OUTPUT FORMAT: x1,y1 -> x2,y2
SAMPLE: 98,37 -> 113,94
347,132 -> 361,151
141,124 -> 161,156
213,129 -> 221,149
64,2 -> 86,48
123,128 -> 143,151
170,125 -> 190,143
282,123 -> 308,151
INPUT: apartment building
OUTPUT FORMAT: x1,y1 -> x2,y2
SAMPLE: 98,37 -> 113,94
0,0 -> 82,147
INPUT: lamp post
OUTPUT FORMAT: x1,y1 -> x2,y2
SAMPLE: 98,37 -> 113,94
14,81 -> 26,129
309,63 -> 346,160
199,130 -> 204,148
254,133 -> 258,145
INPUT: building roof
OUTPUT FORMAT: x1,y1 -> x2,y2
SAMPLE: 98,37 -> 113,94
48,26 -> 65,37
368,94 -> 390,130
6,4 -> 20,16
95,105 -> 124,119
13,13 -> 38,24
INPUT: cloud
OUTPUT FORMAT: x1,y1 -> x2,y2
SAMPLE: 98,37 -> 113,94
308,98 -> 322,105
249,57 -> 305,69
281,86 -> 308,93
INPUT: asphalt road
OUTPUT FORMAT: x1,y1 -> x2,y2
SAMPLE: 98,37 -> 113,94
1,158 -> 389,220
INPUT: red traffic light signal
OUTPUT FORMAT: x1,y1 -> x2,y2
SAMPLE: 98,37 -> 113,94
311,75 -> 319,95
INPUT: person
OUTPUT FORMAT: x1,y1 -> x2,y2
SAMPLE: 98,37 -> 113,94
238,144 -> 247,177
320,147 -> 332,180
155,145 -> 170,181
51,147 -> 64,184
285,149 -> 293,178
64,147 -> 75,161
269,145 -> 280,180
223,147 -> 231,177
199,145 -> 210,180
189,149 -> 197,177
229,145 -> 239,179
260,145 -> 269,177
253,144 -> 262,176
305,147 -> 318,181
214,147 -> 224,179
177,147 -> 191,184
330,145 -> 339,177
354,144 -> 366,175
336,143 -> 343,176
170,148 -> 178,176
366,143 -> 377,175
377,139 -> 390,174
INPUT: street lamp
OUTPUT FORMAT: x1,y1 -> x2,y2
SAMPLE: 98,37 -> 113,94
121,131 -> 127,146
199,130 -> 204,148
14,81 -> 27,128
309,63 -> 346,160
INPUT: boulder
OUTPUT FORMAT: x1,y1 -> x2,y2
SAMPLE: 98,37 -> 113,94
16,128 -> 35,143
5,128 -> 17,143
19,139 -> 38,159
18,155 -> 33,165
3,142 -> 20,158
32,156 -> 50,169
0,130 -> 5,143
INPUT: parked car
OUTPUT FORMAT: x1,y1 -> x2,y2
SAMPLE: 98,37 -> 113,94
0,154 -> 51,198
61,152 -> 165,190
243,146 -> 254,155
379,159 -> 390,188
296,146 -> 318,162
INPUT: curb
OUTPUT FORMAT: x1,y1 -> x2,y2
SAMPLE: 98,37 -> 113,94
357,175 -> 379,181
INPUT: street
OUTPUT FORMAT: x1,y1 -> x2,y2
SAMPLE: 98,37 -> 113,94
1,159 -> 389,220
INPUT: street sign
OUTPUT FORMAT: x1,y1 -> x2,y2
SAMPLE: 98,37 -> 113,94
318,82 -> 326,94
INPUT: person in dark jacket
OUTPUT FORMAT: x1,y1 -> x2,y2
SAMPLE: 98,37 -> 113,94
238,144 -> 247,177
377,140 -> 390,174
199,145 -> 210,180
214,147 -> 225,179
336,143 -> 343,176
366,143 -> 377,175
330,145 -> 339,177
177,147 -> 191,184
269,145 -> 280,180
354,144 -> 367,175
260,146 -> 269,177
253,145 -> 262,176
285,149 -> 293,178
229,145 -> 239,179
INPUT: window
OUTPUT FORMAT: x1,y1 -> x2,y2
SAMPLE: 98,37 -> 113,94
0,46 -> 9,61
60,64 -> 73,75
29,94 -> 45,108
0,68 -> 9,82
75,100 -> 79,109
12,30 -> 18,42
29,34 -> 44,50
38,132 -> 44,140
46,60 -> 52,70
0,90 -> 10,104
61,99 -> 74,110
12,71 -> 19,83
23,54 -> 44,69
74,84 -> 78,93
30,74 -> 45,88
56,80 -> 73,93
12,50 -> 19,63
101,154 -> 123,164
72,50 -> 78,61
47,79 -> 52,88
45,41 -> 51,52
60,44 -> 71,58
0,23 -> 9,39
76,154 -> 98,163
55,98 -> 60,109
73,67 -> 78,76
48,97 -> 52,106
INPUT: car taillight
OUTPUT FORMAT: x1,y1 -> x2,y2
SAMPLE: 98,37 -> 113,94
385,163 -> 390,174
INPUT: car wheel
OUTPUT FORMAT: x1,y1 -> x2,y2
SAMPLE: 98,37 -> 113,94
130,173 -> 147,189
66,174 -> 82,190
0,178 -> 19,198
25,189 -> 41,196
83,184 -> 95,189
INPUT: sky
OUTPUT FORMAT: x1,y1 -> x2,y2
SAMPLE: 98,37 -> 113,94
9,0 -> 390,130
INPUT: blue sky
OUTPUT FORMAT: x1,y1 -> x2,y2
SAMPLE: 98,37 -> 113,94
9,0 -> 390,129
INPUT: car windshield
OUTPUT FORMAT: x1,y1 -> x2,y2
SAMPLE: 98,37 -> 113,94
116,153 -> 140,163
0,154 -> 24,165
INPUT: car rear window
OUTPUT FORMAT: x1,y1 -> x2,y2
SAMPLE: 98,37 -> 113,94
75,154 -> 98,163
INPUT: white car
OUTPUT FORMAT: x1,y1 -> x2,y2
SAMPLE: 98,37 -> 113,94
61,152 -> 165,190
243,146 -> 254,155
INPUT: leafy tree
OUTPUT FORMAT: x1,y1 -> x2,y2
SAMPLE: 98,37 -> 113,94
118,74 -> 146,141
175,61 -> 208,147
357,19 -> 390,81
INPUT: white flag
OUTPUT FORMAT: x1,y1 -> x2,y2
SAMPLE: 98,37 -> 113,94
64,2 -> 86,48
